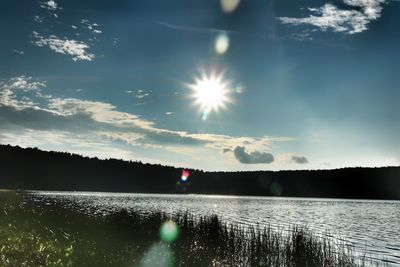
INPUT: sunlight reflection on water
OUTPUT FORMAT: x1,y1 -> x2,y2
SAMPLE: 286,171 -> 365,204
29,191 -> 400,266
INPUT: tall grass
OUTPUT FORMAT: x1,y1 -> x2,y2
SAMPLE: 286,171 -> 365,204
0,192 -> 385,266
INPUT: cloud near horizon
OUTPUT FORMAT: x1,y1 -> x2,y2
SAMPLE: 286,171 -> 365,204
233,146 -> 274,164
279,0 -> 386,34
291,155 -> 309,164
0,76 -> 295,166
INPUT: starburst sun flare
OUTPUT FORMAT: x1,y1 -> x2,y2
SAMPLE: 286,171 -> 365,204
188,69 -> 232,120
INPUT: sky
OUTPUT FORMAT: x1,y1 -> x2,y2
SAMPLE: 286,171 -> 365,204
0,0 -> 399,171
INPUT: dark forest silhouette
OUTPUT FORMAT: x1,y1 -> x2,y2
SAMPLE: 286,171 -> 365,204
0,144 -> 399,199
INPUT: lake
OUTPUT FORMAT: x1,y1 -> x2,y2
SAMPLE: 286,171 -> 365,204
29,191 -> 400,266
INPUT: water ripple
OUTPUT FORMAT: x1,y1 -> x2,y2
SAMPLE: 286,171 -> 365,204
28,191 -> 400,266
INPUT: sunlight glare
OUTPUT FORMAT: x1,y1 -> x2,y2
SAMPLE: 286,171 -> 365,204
188,69 -> 231,120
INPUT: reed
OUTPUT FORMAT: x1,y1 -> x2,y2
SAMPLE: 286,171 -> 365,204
0,192 -> 386,266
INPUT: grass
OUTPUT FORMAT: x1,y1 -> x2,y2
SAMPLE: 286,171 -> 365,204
0,191 -> 385,267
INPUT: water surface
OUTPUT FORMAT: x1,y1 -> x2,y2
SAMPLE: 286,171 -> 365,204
29,191 -> 400,266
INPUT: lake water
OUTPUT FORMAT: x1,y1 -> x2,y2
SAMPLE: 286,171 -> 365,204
29,191 -> 400,266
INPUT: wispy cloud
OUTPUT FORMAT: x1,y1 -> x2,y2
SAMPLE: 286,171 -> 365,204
81,19 -> 103,35
125,90 -> 152,106
2,76 -> 45,91
32,31 -> 95,61
0,77 -> 295,163
125,90 -> 151,99
12,49 -> 24,55
156,21 -> 267,39
0,128 -> 144,163
34,15 -> 45,23
276,153 -> 310,164
136,90 -> 150,99
33,2 -> 102,61
156,21 -> 219,34
112,38 -> 119,47
39,0 -> 61,19
279,0 -> 386,34
0,76 -> 46,110
40,0 -> 60,11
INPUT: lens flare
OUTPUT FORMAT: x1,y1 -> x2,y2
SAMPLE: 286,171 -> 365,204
181,169 -> 190,182
141,243 -> 174,267
214,33 -> 230,55
220,0 -> 241,13
160,220 -> 179,243
187,68 -> 232,120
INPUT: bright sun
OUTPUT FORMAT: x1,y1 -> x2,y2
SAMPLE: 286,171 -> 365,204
188,70 -> 231,120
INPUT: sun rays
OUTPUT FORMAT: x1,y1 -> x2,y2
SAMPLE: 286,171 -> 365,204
187,69 -> 232,120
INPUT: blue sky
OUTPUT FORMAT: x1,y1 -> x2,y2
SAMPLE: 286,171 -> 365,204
0,0 -> 399,171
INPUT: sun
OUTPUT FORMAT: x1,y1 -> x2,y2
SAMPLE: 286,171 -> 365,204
188,69 -> 231,120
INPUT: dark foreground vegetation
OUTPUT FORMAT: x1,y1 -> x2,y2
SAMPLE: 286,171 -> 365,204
0,191 -> 385,266
0,144 -> 399,199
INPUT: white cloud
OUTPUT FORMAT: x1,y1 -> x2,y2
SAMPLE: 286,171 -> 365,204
126,89 -> 151,99
12,49 -> 24,55
344,0 -> 384,19
40,0 -> 60,11
4,76 -> 45,91
32,31 -> 95,61
112,38 -> 119,47
47,97 -> 155,129
0,77 -> 297,168
46,97 -> 289,151
81,19 -> 103,35
0,76 -> 46,110
34,16 -> 44,23
279,0 -> 386,34
34,3 -> 102,62
0,128 -> 143,162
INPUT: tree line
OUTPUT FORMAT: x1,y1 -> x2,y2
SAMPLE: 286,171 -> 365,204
0,144 -> 399,199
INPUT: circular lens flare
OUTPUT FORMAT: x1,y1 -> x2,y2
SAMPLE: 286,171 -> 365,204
181,169 -> 190,182
160,220 -> 179,243
214,33 -> 230,55
220,0 -> 241,13
188,69 -> 231,120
